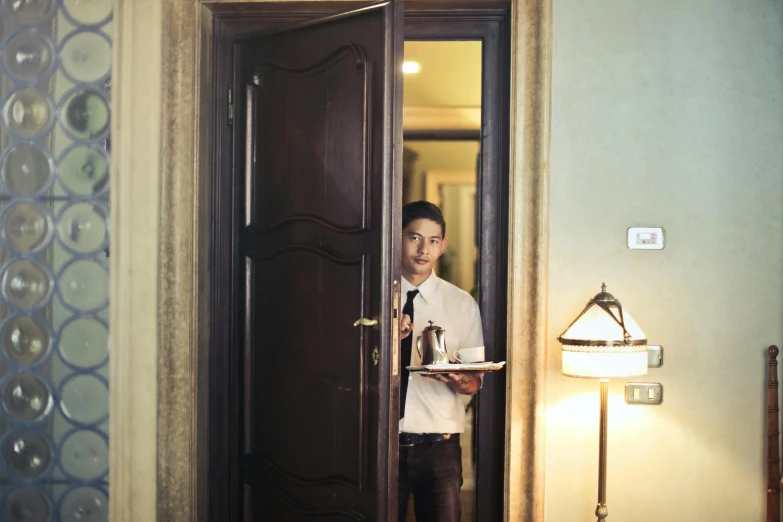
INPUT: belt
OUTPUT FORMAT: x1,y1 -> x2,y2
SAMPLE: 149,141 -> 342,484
399,433 -> 459,446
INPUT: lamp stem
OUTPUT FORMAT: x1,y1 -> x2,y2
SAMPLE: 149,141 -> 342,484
596,379 -> 609,521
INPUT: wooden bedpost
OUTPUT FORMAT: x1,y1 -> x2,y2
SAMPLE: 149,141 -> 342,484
767,345 -> 780,522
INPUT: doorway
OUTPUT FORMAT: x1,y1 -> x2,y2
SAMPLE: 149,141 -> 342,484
403,15 -> 510,522
205,4 -> 509,521
402,40 -> 482,522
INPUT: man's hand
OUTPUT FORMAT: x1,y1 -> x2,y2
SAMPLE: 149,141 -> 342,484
400,314 -> 414,340
424,371 -> 483,395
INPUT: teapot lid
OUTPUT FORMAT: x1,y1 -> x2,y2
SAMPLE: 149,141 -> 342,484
423,320 -> 443,331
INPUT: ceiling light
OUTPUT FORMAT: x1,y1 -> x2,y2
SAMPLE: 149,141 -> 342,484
402,61 -> 419,74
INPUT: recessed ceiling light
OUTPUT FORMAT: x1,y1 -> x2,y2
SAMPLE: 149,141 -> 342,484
402,61 -> 420,74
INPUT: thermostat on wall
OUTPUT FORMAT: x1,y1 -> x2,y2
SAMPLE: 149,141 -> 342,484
627,227 -> 665,250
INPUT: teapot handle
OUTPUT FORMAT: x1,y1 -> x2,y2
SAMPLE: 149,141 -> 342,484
416,336 -> 422,358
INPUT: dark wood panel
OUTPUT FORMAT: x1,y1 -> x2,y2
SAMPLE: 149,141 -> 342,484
206,3 -> 509,522
403,129 -> 481,140
246,250 -> 366,486
224,3 -> 403,521
207,0 -> 510,15
261,489 -> 368,522
248,44 -> 370,232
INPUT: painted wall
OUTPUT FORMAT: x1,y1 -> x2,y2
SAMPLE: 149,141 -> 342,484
546,1 -> 783,521
404,141 -> 480,202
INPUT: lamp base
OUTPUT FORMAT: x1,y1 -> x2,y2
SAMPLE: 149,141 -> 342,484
595,503 -> 608,521
596,380 -> 609,521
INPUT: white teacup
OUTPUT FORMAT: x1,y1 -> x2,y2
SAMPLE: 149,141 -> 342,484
453,346 -> 485,364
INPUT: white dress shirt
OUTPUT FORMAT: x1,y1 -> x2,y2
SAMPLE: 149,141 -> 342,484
400,272 -> 484,434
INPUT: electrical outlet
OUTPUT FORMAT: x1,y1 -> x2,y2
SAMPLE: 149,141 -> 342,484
627,227 -> 665,250
625,382 -> 663,405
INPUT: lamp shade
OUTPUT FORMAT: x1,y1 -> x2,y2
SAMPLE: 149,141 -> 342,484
558,284 -> 648,379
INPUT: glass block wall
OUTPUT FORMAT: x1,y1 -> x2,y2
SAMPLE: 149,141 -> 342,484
0,1 -> 112,521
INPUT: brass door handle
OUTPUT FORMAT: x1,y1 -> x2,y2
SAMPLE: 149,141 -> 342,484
354,317 -> 379,328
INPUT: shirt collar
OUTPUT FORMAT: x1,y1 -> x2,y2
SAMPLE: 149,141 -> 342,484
402,272 -> 439,304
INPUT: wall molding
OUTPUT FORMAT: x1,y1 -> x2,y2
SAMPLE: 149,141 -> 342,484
504,1 -> 551,520
403,106 -> 481,131
110,1 -> 163,522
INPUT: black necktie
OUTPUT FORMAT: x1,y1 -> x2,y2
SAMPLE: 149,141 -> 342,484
400,289 -> 419,419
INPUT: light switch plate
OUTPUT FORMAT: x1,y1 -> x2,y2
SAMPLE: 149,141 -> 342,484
627,227 -> 665,250
648,345 -> 663,368
625,382 -> 663,405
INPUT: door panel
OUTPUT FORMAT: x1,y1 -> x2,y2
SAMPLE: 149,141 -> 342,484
250,44 -> 369,232
249,251 -> 366,483
233,3 -> 403,521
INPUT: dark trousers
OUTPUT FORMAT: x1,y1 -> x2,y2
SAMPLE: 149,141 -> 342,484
398,437 -> 462,522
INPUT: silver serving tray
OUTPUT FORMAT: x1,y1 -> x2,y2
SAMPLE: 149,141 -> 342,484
406,361 -> 506,373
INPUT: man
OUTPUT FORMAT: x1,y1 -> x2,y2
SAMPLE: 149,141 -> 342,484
397,200 -> 484,522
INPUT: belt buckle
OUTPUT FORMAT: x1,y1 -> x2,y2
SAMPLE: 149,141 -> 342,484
399,434 -> 415,447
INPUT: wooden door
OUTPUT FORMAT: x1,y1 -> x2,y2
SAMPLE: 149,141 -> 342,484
232,3 -> 404,521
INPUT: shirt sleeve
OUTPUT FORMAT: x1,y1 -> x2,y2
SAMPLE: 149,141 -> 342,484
459,296 -> 485,390
460,298 -> 484,349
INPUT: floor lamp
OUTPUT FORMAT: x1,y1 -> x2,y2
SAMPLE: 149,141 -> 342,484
557,283 -> 648,522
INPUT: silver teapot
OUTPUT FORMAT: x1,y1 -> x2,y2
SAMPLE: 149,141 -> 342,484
416,321 -> 449,365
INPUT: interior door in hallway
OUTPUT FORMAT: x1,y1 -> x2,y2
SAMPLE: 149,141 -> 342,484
232,3 -> 404,521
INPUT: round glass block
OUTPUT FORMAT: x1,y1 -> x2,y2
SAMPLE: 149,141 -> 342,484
3,430 -> 51,479
1,315 -> 50,366
63,0 -> 112,25
60,487 -> 108,522
59,317 -> 107,368
1,144 -> 53,196
2,373 -> 52,423
61,31 -> 111,83
3,487 -> 51,522
3,30 -> 54,82
2,259 -> 51,310
57,203 -> 107,254
60,430 -> 108,480
3,88 -> 52,139
59,260 -> 107,311
59,145 -> 109,196
2,0 -> 55,25
60,374 -> 108,424
1,202 -> 52,253
61,88 -> 109,139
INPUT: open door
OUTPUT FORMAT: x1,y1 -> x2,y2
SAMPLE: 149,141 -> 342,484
232,2 -> 404,521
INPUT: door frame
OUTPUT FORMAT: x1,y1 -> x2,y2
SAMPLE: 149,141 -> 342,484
209,6 -> 509,521
403,16 -> 511,519
110,1 -> 552,521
